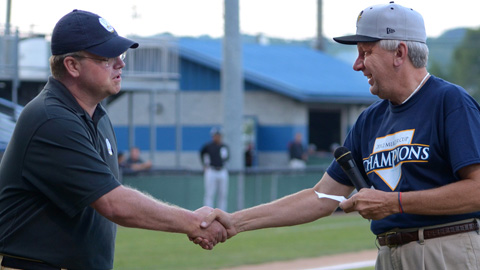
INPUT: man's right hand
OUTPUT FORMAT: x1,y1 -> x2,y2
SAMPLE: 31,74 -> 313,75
201,208 -> 238,238
189,207 -> 228,250
190,208 -> 238,247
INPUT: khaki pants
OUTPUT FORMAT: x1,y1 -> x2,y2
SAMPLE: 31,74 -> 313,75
376,220 -> 480,270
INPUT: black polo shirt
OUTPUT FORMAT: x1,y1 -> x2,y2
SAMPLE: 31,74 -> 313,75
0,77 -> 121,269
200,142 -> 229,168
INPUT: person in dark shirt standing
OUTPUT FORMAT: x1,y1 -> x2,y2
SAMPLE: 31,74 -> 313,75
200,128 -> 230,211
288,132 -> 307,168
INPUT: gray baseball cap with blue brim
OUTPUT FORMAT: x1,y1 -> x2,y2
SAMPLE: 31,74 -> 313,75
333,1 -> 427,45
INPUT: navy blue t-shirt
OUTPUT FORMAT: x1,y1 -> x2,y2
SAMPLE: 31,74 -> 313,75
327,76 -> 480,235
0,77 -> 121,269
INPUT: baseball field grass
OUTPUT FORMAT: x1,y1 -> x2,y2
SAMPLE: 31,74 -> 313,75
113,212 -> 375,270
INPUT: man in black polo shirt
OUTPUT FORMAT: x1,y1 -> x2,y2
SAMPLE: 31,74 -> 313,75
0,10 -> 225,270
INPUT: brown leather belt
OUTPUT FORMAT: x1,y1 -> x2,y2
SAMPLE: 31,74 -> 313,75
1,255 -> 64,270
377,220 -> 479,248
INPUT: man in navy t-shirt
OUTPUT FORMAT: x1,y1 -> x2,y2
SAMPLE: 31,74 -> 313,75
199,3 -> 480,269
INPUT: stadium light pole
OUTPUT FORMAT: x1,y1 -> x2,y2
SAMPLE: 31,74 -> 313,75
5,0 -> 11,35
314,0 -> 325,51
222,0 -> 245,210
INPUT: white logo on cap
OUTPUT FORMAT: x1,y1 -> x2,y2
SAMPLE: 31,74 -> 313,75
99,17 -> 115,33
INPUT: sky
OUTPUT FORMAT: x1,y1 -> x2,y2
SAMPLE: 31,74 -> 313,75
1,0 -> 479,40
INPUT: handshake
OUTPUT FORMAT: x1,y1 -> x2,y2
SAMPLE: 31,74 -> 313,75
188,206 -> 237,250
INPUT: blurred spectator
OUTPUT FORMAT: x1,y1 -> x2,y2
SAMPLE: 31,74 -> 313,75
117,151 -> 128,182
118,151 -> 126,168
200,128 -> 229,211
125,147 -> 152,172
245,142 -> 254,167
288,132 -> 307,169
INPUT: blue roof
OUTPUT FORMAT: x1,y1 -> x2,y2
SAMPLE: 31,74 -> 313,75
178,37 -> 378,104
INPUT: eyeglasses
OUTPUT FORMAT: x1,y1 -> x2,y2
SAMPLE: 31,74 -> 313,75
73,51 -> 126,67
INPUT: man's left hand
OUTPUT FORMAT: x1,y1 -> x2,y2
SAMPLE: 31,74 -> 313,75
339,188 -> 398,220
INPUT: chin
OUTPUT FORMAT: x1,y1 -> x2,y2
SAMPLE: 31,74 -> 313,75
111,86 -> 122,95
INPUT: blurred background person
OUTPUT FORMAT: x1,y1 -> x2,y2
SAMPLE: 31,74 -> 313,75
288,132 -> 307,168
200,128 -> 230,211
125,146 -> 152,172
244,142 -> 254,168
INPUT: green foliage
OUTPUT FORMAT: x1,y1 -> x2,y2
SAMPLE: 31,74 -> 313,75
450,28 -> 480,101
428,60 -> 449,81
113,213 -> 374,270
427,28 -> 467,77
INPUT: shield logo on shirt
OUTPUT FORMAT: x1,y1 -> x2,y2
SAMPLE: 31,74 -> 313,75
364,129 -> 429,191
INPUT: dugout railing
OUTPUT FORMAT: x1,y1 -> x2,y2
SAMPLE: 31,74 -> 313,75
122,165 -> 330,212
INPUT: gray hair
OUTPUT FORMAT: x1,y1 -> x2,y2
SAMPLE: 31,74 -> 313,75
379,40 -> 429,68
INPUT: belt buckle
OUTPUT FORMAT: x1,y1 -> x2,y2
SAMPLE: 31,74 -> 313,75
384,231 -> 398,248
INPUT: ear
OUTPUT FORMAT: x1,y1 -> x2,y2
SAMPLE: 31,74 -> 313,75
63,56 -> 81,78
393,42 -> 408,67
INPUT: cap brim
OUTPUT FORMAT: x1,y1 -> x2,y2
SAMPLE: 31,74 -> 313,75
85,35 -> 139,58
333,35 -> 380,45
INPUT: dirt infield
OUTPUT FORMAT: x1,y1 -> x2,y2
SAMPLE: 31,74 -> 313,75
221,249 -> 377,270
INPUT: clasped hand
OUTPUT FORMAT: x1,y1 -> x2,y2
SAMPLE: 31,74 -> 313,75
339,188 -> 398,220
188,207 -> 236,250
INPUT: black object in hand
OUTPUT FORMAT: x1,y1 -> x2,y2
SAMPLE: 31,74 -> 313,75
334,146 -> 370,191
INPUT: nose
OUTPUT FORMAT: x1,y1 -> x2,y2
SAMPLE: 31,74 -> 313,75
114,57 -> 126,69
353,57 -> 364,72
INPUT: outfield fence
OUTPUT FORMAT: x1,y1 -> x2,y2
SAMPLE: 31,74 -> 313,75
122,165 -> 330,212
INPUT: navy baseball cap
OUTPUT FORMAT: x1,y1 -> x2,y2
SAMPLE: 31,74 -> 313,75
210,127 -> 223,136
333,2 -> 426,45
51,9 -> 138,57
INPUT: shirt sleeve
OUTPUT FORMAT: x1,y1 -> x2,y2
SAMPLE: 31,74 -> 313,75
443,90 -> 480,175
23,118 -> 120,217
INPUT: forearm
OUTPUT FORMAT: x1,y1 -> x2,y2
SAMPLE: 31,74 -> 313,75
231,188 -> 339,233
341,164 -> 480,220
130,162 -> 151,171
93,186 -> 198,234
402,178 -> 480,215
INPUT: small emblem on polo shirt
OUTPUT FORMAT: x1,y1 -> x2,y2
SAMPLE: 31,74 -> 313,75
106,138 -> 113,155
